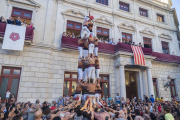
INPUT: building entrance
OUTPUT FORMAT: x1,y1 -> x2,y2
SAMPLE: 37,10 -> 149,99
125,71 -> 138,99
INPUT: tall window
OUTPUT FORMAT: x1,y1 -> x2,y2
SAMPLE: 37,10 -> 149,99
12,7 -> 32,24
66,20 -> 82,37
119,2 -> 129,12
0,67 -> 21,102
99,75 -> 109,96
157,14 -> 164,22
153,78 -> 158,98
143,37 -> 152,48
97,27 -> 109,40
170,79 -> 176,97
63,72 -> 78,96
96,0 -> 108,5
122,32 -> 132,43
161,41 -> 169,54
139,8 -> 148,17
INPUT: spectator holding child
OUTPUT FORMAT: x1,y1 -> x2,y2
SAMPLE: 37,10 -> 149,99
15,17 -> 22,26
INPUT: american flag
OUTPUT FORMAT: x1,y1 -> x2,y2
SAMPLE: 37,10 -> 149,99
131,45 -> 145,65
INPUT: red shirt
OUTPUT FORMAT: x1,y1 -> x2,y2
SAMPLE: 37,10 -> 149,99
51,106 -> 56,110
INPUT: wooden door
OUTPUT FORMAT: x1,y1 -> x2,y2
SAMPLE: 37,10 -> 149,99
0,67 -> 21,102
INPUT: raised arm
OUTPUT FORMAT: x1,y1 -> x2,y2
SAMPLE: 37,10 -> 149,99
78,80 -> 87,87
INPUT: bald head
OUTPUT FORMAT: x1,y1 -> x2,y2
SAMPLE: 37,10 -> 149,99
34,109 -> 42,120
46,113 -> 52,120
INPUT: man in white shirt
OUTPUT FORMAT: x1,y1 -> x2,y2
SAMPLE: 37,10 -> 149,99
115,93 -> 120,104
109,38 -> 115,45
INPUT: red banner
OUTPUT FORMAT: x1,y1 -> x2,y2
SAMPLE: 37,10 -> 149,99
131,45 -> 145,65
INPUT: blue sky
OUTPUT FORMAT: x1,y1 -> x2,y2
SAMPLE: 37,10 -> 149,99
172,0 -> 180,27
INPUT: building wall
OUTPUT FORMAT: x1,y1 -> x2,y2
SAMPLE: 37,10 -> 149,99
0,0 -> 179,102
0,43 -> 116,102
152,62 -> 180,100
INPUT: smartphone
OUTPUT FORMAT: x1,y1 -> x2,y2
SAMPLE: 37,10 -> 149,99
105,116 -> 109,120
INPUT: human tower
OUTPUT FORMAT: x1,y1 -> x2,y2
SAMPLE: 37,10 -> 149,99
74,12 -> 103,109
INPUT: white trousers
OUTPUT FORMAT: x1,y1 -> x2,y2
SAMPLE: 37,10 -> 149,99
83,50 -> 88,58
78,47 -> 83,58
94,47 -> 98,56
88,67 -> 95,79
84,94 -> 96,100
95,93 -> 100,102
81,95 -> 84,101
81,26 -> 90,38
89,43 -> 94,54
74,94 -> 81,101
78,68 -> 83,80
95,69 -> 100,79
84,94 -> 88,100
83,68 -> 88,81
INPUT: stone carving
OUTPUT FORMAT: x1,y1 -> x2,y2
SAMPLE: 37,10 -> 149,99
94,16 -> 114,26
118,22 -> 136,31
158,33 -> 172,40
61,9 -> 86,18
139,28 -> 155,36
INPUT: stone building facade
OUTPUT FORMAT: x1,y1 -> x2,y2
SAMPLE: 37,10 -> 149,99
0,0 -> 179,102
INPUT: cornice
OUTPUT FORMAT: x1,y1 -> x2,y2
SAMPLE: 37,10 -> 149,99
7,0 -> 41,8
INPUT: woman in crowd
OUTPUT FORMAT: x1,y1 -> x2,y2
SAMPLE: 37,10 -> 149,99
0,106 -> 4,119
22,20 -> 28,27
121,97 -> 126,108
0,16 -> 6,23
134,109 -> 144,120
28,22 -> 34,28
22,103 -> 28,120
163,105 -> 174,120
14,103 -> 21,114
11,94 -> 16,103
8,107 -> 16,120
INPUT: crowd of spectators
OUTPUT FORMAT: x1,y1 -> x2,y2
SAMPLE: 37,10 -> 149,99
62,31 -> 149,47
0,92 -> 179,120
0,16 -> 35,29
63,32 -> 81,39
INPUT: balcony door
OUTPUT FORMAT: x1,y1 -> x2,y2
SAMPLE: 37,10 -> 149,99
99,75 -> 109,96
0,67 -> 21,102
63,72 -> 78,97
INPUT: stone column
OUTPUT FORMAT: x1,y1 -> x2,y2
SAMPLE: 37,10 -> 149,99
119,65 -> 126,99
142,69 -> 148,96
147,68 -> 154,97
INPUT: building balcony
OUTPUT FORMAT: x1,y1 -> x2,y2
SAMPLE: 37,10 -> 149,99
0,23 -> 34,45
61,36 -> 180,64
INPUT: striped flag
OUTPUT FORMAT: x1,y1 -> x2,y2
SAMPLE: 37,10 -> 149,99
131,45 -> 145,65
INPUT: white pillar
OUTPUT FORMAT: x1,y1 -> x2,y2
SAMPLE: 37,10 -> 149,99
142,69 -> 149,96
147,68 -> 154,97
115,67 -> 120,95
119,65 -> 126,99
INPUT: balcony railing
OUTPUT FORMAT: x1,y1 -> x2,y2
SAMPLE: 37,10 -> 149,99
0,23 -> 34,42
61,36 -> 180,64
61,36 -> 116,54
